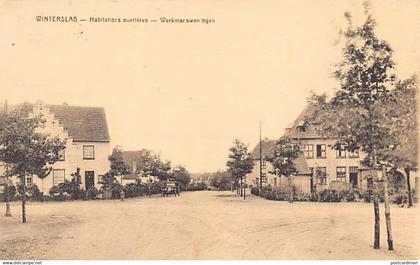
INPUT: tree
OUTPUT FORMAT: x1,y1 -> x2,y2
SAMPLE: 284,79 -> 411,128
171,165 -> 191,189
109,146 -> 130,177
266,137 -> 301,203
378,76 -> 417,207
306,4 -> 405,250
210,171 -> 232,191
226,139 -> 254,199
0,111 -> 66,223
131,150 -> 172,181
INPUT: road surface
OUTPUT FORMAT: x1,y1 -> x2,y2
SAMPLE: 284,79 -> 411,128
1,191 -> 419,259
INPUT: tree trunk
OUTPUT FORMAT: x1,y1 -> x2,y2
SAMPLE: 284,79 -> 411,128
240,178 -> 243,197
288,175 -> 294,203
404,166 -> 413,208
21,176 -> 27,223
371,147 -> 380,249
373,189 -> 380,249
243,178 -> 246,200
5,176 -> 11,217
382,165 -> 394,251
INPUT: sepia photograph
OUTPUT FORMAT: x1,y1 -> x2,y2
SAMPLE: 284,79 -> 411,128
0,0 -> 419,263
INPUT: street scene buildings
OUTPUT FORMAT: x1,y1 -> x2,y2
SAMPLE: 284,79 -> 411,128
246,103 -> 418,195
0,0 -> 419,263
0,102 -> 111,194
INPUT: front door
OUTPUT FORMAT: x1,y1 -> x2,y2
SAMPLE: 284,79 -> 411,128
85,171 -> 95,190
349,167 -> 359,189
349,172 -> 358,188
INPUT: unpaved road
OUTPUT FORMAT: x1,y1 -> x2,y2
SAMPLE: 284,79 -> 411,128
1,191 -> 419,259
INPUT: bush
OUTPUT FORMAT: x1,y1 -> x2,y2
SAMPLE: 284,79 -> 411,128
48,180 -> 85,201
2,184 -> 17,202
111,183 -> 123,199
151,181 -> 165,194
123,183 -> 144,198
317,189 -> 340,202
251,187 -> 259,196
49,185 -> 72,201
185,182 -> 208,191
16,184 -> 42,201
86,186 -> 98,200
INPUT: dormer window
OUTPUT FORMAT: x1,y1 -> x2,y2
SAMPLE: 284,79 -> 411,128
296,121 -> 307,132
58,149 -> 65,161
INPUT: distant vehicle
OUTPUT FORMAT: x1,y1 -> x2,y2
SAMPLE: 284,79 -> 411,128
162,179 -> 180,197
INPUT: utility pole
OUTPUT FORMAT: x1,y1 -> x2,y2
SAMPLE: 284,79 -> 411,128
259,121 -> 263,191
4,100 -> 11,217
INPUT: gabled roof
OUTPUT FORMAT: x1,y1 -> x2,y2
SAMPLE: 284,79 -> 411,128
46,104 -> 110,142
284,103 -> 324,139
121,150 -> 150,163
250,139 -> 277,160
0,101 -> 111,142
250,139 -> 311,175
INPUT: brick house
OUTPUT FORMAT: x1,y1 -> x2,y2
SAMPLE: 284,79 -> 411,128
0,101 -> 111,194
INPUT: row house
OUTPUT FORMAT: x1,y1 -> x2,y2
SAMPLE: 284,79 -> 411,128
246,104 -> 365,193
284,104 -> 365,191
247,103 -> 417,193
0,101 -> 111,194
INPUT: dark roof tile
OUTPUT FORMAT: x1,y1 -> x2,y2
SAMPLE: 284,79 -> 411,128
47,104 -> 110,142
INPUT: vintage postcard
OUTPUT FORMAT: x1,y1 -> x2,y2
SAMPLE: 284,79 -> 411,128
0,0 -> 419,263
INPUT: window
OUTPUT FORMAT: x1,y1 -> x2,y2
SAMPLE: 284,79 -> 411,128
305,144 -> 314,159
349,166 -> 358,173
296,125 -> 307,132
53,169 -> 65,185
83,145 -> 95,160
98,174 -> 104,184
26,175 -> 33,186
349,149 -> 359,158
315,167 -> 327,184
58,149 -> 65,161
316,144 -> 326,158
261,160 -> 266,169
336,147 -> 346,158
336,167 -> 346,181
261,173 -> 267,182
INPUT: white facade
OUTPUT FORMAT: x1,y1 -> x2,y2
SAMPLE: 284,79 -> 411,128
300,138 -> 364,188
2,103 -> 111,194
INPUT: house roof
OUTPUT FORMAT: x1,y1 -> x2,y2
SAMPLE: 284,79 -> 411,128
46,104 -> 110,142
250,139 -> 311,175
250,139 -> 277,160
0,102 -> 111,142
284,103 -> 324,139
121,150 -> 150,164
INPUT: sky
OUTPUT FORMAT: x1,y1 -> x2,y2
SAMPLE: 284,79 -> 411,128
0,0 -> 419,173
